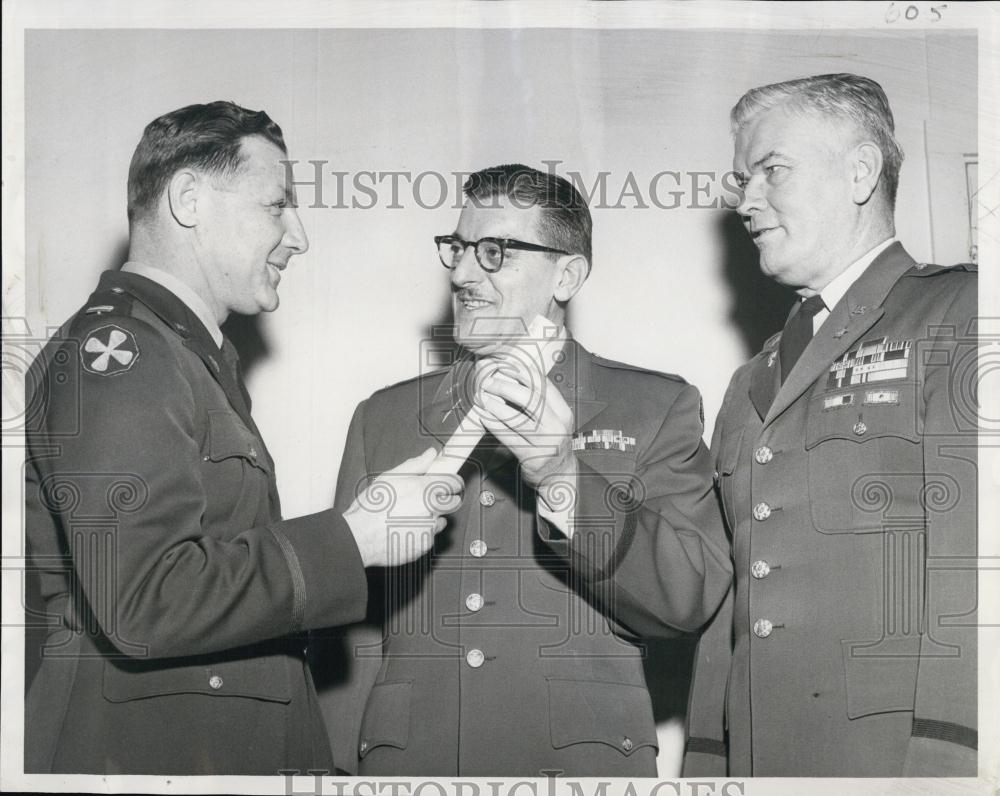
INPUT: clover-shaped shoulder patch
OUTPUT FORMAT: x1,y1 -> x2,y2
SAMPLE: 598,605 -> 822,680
80,325 -> 140,376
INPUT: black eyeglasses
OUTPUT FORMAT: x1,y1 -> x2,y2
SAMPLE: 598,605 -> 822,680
434,235 -> 571,273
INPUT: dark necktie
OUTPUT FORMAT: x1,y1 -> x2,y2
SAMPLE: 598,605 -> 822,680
778,295 -> 826,385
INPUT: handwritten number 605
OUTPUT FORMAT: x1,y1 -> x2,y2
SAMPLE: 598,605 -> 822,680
885,3 -> 946,22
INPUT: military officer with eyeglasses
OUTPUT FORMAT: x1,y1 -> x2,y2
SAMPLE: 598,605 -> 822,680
312,163 -> 731,776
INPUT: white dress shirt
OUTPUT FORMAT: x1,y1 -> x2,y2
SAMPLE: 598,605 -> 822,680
812,237 -> 897,333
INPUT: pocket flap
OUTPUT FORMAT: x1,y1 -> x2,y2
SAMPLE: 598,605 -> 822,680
806,383 -> 920,450
103,652 -> 291,703
548,677 -> 657,756
359,680 -> 411,758
207,409 -> 270,472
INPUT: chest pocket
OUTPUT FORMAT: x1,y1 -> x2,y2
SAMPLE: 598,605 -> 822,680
202,409 -> 271,531
804,381 -> 922,533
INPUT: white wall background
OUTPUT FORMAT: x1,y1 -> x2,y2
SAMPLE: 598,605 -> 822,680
24,27 -> 977,776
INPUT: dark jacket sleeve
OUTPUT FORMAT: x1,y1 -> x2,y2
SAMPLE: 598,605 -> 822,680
32,317 -> 368,660
538,382 -> 733,637
682,373 -> 739,775
901,275 -> 977,775
311,400 -> 384,774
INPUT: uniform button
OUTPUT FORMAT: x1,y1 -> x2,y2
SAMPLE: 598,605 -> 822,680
754,446 -> 773,464
111,287 -> 124,294
622,737 -> 634,752
469,539 -> 488,558
466,593 -> 484,612
853,421 -> 868,436
752,502 -> 772,521
359,739 -> 369,754
479,490 -> 496,507
208,675 -> 224,690
753,619 -> 773,638
248,446 -> 258,460
466,648 -> 485,668
751,560 -> 771,579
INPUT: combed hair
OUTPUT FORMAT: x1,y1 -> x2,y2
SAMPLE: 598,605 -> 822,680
127,100 -> 286,225
463,164 -> 593,265
731,73 -> 904,208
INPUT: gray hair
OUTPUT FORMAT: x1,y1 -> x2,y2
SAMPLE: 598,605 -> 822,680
731,73 -> 904,208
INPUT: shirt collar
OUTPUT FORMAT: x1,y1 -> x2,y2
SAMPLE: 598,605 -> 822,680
817,236 -> 897,312
121,262 -> 224,348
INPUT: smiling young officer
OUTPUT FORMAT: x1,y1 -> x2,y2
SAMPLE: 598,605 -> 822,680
319,163 -> 731,777
683,74 -> 978,777
23,101 -> 462,775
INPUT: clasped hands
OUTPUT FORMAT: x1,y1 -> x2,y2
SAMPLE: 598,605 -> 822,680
344,344 -> 576,567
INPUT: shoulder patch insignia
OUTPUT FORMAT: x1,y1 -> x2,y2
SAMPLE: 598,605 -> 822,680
81,324 -> 140,375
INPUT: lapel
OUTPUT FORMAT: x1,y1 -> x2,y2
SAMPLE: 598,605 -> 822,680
106,270 -> 255,431
763,241 -> 916,428
748,334 -> 782,421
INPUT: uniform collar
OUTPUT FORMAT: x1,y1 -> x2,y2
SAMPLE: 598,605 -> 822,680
816,236 -> 897,314
121,262 -> 224,347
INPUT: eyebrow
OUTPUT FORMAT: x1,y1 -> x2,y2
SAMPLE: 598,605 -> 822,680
752,150 -> 786,170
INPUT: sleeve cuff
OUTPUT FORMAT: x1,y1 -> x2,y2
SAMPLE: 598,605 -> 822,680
271,508 -> 369,631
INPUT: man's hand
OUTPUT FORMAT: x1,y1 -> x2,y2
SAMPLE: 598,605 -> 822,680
475,350 -> 577,514
343,448 -> 464,567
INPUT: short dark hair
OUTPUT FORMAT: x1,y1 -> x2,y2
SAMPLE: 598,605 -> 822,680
731,73 -> 904,209
127,100 -> 287,225
462,164 -> 593,265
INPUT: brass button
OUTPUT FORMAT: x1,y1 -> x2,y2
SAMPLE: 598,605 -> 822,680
465,593 -> 484,612
469,540 -> 487,558
751,560 -> 771,579
853,421 -> 868,436
754,446 -> 773,464
248,446 -> 258,460
208,675 -> 224,690
111,287 -> 124,294
753,619 -> 773,639
479,490 -> 496,507
359,739 -> 369,754
466,648 -> 485,668
752,502 -> 772,521
622,737 -> 634,752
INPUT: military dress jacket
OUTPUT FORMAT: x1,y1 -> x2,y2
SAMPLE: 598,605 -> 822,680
683,243 -> 978,777
320,339 -> 732,777
24,270 -> 369,775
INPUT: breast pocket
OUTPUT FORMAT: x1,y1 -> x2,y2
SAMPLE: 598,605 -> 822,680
203,409 -> 271,530
804,382 -> 922,533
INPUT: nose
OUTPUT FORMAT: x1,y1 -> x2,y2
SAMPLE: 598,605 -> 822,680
736,175 -> 766,218
450,242 -> 482,287
282,208 -> 309,256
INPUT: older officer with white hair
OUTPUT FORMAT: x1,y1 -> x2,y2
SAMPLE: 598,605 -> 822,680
683,73 -> 977,777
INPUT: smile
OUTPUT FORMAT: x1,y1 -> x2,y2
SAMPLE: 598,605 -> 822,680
751,227 -> 779,240
459,298 -> 493,310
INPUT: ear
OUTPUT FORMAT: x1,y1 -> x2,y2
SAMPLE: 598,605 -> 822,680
167,170 -> 201,228
553,254 -> 590,303
851,141 -> 883,205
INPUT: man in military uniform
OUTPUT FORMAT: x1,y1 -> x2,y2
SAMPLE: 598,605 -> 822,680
24,101 -> 462,775
319,164 -> 732,776
682,74 -> 977,777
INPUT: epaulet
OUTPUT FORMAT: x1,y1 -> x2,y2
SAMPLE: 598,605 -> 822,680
371,366 -> 449,396
66,285 -> 136,335
591,355 -> 687,384
906,261 -> 977,277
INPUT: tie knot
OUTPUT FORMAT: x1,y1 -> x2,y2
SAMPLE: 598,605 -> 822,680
799,295 -> 826,318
